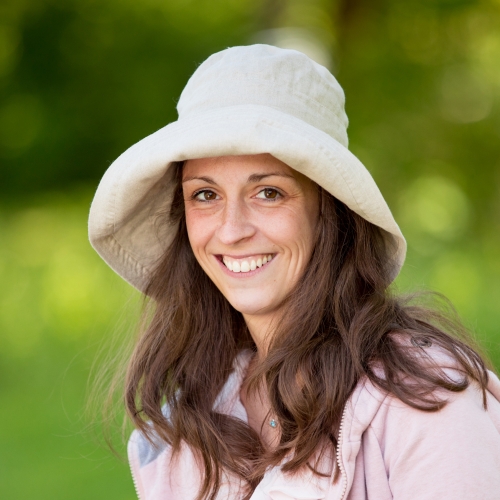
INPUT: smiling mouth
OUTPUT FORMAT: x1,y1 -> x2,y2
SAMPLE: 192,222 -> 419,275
221,254 -> 275,273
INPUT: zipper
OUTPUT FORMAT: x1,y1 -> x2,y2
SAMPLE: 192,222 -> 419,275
129,452 -> 143,500
335,404 -> 348,500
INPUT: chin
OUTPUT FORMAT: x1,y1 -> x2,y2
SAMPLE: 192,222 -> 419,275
224,294 -> 280,317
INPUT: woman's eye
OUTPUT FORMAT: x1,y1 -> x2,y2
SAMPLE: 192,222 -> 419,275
256,188 -> 280,200
194,190 -> 218,201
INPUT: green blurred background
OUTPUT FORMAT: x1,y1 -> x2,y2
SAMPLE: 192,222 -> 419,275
1,0 -> 499,497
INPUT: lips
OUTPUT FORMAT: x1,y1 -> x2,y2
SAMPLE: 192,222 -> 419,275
221,254 -> 274,273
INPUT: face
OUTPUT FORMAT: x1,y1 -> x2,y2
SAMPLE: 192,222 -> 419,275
182,154 -> 319,324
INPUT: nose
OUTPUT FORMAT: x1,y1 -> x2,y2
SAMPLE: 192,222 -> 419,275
215,197 -> 256,245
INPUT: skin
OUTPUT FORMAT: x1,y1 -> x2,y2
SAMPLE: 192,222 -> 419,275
182,153 -> 319,443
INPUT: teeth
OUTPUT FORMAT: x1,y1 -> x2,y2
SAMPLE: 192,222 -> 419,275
223,255 -> 274,273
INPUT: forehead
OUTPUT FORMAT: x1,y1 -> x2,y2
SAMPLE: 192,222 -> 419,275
183,154 -> 309,184
183,153 -> 292,177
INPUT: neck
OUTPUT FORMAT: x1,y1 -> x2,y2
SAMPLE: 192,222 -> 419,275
242,312 -> 278,358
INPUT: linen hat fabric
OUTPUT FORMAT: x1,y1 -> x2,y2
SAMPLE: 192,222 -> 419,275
89,44 -> 406,292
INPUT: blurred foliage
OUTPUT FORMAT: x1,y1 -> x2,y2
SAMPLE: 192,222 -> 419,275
0,190 -> 141,498
0,0 -> 258,193
1,0 -> 500,498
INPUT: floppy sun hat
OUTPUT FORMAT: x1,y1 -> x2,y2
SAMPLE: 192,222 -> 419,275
89,44 -> 406,292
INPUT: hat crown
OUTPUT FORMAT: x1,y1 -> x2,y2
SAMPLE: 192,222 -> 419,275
177,44 -> 349,147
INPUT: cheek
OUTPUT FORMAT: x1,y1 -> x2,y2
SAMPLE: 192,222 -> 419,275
285,200 -> 319,250
185,209 -> 214,257
295,218 -> 316,260
263,211 -> 316,260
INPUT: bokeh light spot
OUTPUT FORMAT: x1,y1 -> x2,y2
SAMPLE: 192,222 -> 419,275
398,174 -> 470,248
430,252 -> 481,316
439,65 -> 492,123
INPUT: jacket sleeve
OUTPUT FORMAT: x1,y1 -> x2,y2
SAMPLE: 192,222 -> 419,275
371,380 -> 500,500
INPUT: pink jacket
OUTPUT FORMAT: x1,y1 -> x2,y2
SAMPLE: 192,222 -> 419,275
128,349 -> 500,499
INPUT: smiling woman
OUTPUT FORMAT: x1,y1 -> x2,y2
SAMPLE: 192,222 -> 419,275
183,154 -> 318,338
88,45 -> 500,500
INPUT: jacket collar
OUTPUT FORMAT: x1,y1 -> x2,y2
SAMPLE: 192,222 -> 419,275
219,350 -> 386,500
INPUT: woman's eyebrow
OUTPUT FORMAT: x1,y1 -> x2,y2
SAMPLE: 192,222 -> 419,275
247,172 -> 295,182
182,175 -> 217,185
182,172 -> 295,184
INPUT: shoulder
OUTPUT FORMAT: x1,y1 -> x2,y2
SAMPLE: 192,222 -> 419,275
357,335 -> 500,446
128,427 -> 206,500
345,335 -> 471,426
128,348 -> 251,463
366,373 -> 500,498
368,368 -> 500,441
349,359 -> 500,499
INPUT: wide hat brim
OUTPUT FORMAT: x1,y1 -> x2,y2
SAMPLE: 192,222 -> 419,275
89,103 -> 406,293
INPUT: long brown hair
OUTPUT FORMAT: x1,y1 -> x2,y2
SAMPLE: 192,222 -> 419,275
125,161 -> 488,500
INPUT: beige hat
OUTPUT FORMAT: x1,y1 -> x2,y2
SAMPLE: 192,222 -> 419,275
89,44 -> 406,292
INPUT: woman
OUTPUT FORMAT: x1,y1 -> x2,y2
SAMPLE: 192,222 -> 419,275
89,45 -> 500,499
